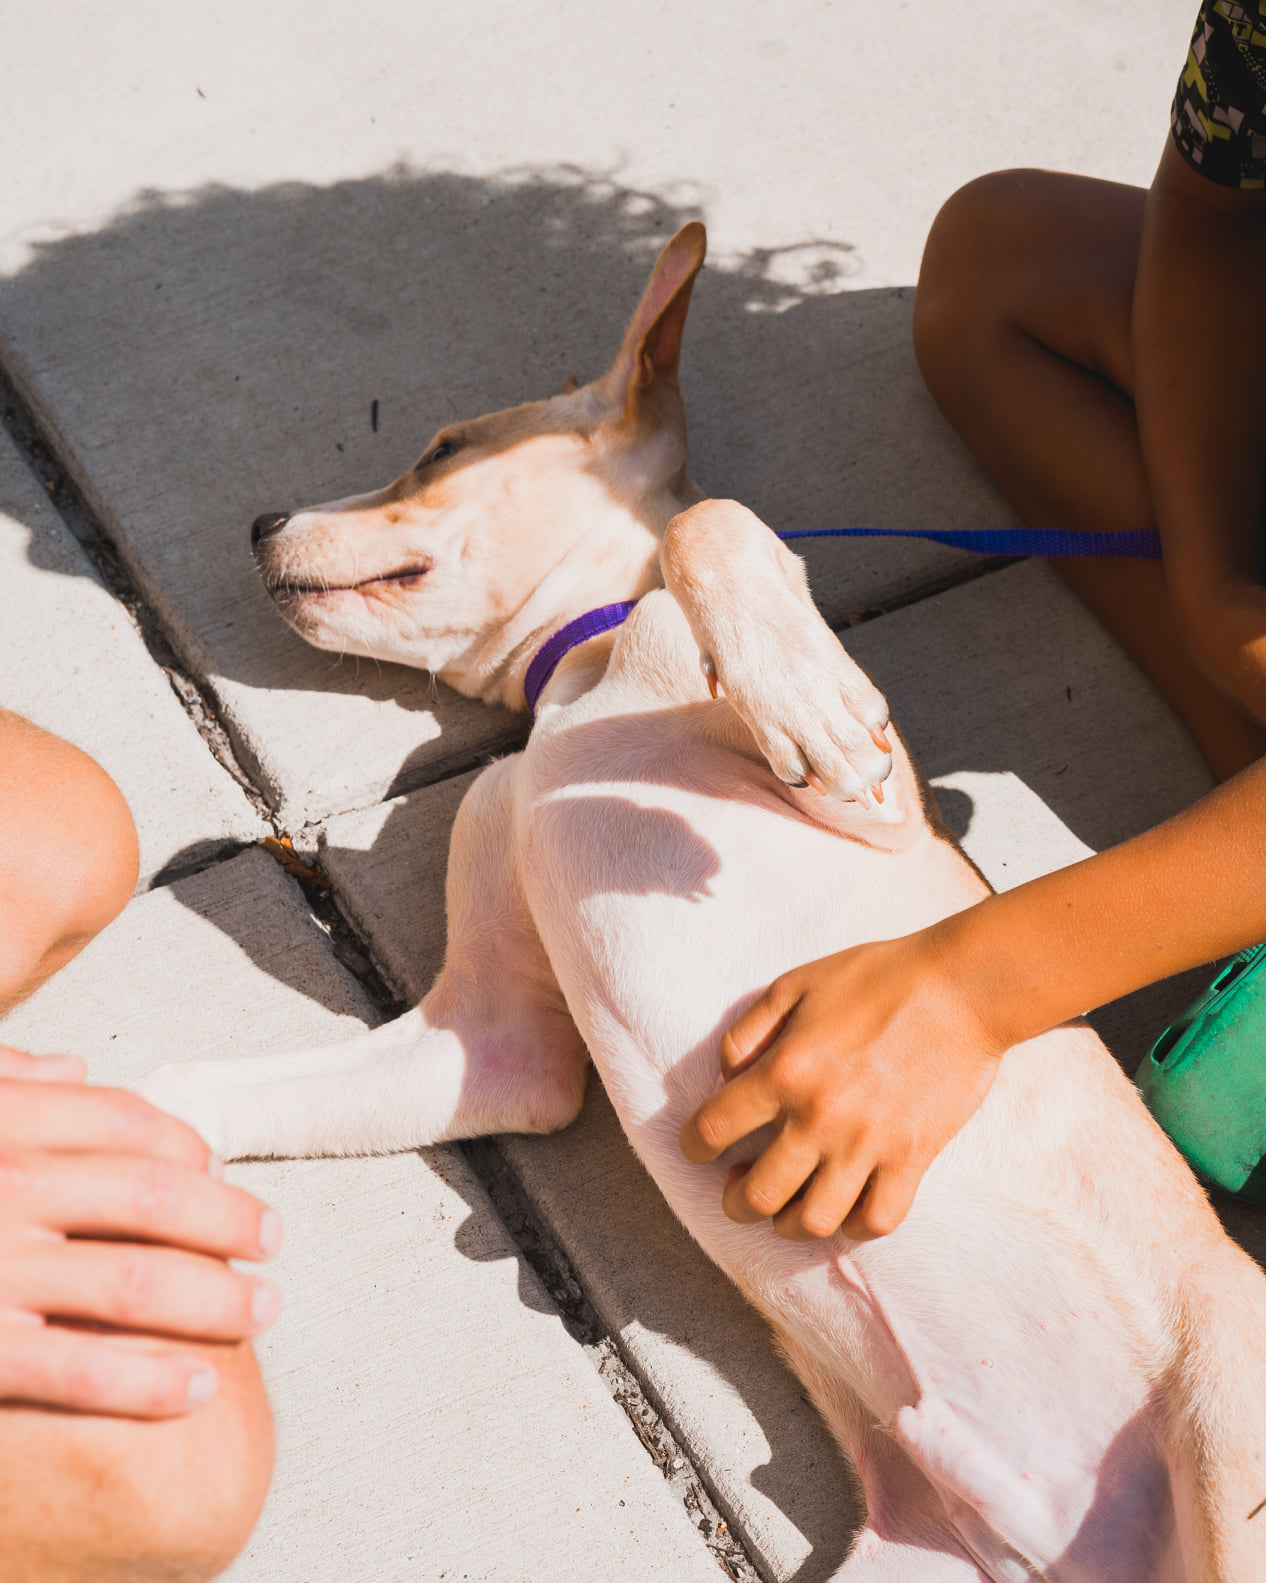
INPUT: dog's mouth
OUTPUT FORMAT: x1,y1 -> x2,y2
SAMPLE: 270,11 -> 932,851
268,563 -> 432,597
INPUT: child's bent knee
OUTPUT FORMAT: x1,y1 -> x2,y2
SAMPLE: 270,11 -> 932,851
915,172 -> 1033,340
0,1341 -> 274,1583
915,169 -> 1071,409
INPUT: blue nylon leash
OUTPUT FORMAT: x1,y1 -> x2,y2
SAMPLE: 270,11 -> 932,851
523,525 -> 1161,717
776,526 -> 1162,559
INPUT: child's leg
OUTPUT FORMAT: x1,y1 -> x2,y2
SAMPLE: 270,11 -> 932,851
0,708 -> 140,1014
913,168 -> 1266,781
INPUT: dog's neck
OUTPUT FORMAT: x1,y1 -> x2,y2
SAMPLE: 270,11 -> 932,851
442,475 -> 702,711
523,602 -> 639,718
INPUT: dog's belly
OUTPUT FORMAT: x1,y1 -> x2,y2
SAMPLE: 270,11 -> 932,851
518,734 -> 1190,1580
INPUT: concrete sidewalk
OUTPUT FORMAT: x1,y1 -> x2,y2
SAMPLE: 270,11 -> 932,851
2,3 -> 1251,1580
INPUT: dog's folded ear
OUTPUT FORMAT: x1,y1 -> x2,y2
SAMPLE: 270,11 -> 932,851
599,221 -> 706,421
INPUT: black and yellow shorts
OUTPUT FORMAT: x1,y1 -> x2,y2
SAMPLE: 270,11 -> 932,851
1172,1 -> 1266,188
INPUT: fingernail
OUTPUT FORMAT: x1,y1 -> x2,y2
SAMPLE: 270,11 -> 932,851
206,1152 -> 225,1180
257,1208 -> 283,1258
185,1366 -> 219,1408
250,1280 -> 281,1330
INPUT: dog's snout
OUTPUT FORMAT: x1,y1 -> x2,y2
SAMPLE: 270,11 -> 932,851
251,511 -> 291,547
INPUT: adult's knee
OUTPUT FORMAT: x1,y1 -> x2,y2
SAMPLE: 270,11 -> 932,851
0,1340 -> 274,1583
0,712 -> 139,1006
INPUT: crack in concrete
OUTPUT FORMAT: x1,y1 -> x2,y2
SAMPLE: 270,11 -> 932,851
835,553 -> 1015,629
463,1136 -> 767,1583
0,358 -> 273,821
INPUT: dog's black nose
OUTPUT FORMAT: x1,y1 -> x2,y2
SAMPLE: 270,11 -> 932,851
251,511 -> 290,547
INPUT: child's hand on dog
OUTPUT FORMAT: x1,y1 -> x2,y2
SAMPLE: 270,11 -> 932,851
682,750 -> 1266,1242
679,934 -> 1006,1242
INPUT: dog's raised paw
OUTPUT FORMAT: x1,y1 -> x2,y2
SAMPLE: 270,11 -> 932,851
723,646 -> 895,806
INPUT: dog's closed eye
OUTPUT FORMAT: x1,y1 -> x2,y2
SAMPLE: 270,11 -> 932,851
417,439 -> 460,471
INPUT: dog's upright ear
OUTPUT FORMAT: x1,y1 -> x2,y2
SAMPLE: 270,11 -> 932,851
598,221 -> 706,422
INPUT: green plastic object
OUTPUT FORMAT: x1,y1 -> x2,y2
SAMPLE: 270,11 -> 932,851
1135,943 -> 1266,1201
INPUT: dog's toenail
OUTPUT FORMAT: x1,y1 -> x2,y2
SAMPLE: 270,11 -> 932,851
251,511 -> 291,547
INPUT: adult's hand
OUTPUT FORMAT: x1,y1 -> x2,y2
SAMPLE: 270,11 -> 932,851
678,935 -> 1006,1241
0,1046 -> 282,1418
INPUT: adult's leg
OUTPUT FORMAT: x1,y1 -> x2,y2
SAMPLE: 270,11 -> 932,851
913,168 -> 1266,781
0,712 -> 273,1578
0,708 -> 140,1014
0,1338 -> 273,1583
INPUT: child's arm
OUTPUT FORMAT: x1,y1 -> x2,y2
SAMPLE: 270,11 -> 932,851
680,755 -> 1266,1240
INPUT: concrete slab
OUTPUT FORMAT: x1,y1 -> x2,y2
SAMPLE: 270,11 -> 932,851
318,556 -> 1224,1575
0,426 -> 262,887
0,848 -> 719,1583
0,0 -> 1197,826
847,560 -> 1213,860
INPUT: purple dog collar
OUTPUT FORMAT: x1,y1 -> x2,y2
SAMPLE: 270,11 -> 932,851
523,602 -> 638,720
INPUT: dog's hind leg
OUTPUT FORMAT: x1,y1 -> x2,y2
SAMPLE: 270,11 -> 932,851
137,758 -> 589,1161
831,1415 -> 993,1582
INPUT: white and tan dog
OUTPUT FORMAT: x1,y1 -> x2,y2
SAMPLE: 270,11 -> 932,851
143,225 -> 1266,1580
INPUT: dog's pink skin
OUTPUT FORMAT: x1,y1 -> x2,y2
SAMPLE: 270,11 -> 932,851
141,224 -> 1266,1579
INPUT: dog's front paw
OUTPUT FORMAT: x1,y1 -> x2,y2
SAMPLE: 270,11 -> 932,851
663,500 -> 895,801
712,629 -> 894,804
135,1061 -> 233,1157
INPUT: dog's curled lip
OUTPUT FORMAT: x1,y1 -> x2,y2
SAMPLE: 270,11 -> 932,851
268,563 -> 433,597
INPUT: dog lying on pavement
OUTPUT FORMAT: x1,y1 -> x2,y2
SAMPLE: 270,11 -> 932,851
141,223 -> 1266,1581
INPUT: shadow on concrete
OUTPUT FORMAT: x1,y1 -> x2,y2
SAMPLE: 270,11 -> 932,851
147,837 -> 386,1019
463,1084 -> 868,1583
0,162 -> 990,716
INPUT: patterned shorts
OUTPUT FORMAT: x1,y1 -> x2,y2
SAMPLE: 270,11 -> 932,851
1172,0 -> 1266,188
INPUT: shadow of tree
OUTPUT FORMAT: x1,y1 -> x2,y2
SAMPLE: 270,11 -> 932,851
0,161 -> 1001,818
